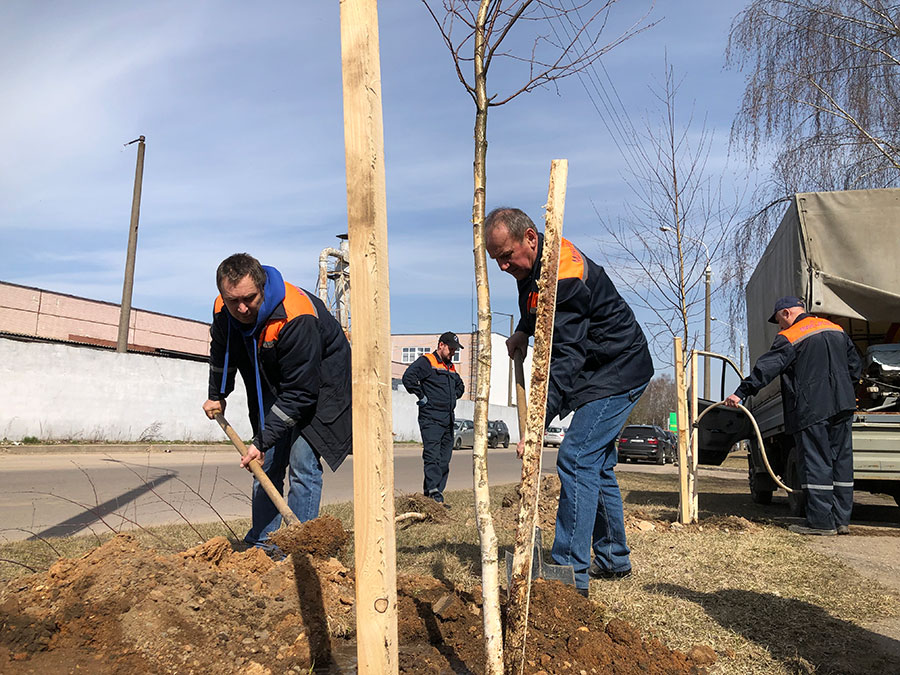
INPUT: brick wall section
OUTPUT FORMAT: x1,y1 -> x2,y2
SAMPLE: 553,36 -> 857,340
0,281 -> 210,356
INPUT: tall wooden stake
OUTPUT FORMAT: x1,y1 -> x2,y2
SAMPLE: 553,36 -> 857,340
117,135 -> 145,353
505,159 -> 567,675
689,349 -> 700,521
339,1 -> 398,672
674,337 -> 691,524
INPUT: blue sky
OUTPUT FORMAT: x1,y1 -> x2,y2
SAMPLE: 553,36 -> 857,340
1,1 -> 753,367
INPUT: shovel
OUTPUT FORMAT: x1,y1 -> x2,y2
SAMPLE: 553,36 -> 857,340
213,412 -> 300,527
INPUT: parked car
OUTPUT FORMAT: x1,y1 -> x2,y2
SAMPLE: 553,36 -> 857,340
543,426 -> 566,447
453,419 -> 475,449
617,425 -> 672,464
665,431 -> 678,464
487,420 -> 510,448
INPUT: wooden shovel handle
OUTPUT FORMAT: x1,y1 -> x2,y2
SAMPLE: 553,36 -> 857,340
213,413 -> 300,526
514,352 -> 527,438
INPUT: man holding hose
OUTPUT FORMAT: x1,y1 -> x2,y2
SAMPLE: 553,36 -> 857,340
725,296 -> 861,536
202,253 -> 351,553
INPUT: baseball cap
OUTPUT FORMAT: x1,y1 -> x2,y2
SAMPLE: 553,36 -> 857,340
768,296 -> 804,324
439,331 -> 463,350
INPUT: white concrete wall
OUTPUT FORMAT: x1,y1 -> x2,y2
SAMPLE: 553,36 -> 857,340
391,387 -> 524,443
1,338 -> 528,443
0,338 -> 252,442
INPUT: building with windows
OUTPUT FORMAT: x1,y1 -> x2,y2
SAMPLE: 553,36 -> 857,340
391,332 -> 473,399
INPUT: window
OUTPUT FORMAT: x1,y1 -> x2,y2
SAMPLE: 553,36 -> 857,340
401,346 -> 429,363
400,344 -> 462,364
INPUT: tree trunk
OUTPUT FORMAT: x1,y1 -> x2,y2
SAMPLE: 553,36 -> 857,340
471,2 -> 503,673
504,160 -> 567,675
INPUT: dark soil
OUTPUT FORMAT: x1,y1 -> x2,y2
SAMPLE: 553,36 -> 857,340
0,515 -> 713,674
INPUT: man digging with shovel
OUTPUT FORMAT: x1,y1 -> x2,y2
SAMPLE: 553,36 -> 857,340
202,253 -> 352,557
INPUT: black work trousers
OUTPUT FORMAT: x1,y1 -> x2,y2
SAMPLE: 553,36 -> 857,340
793,411 -> 854,530
420,418 -> 453,497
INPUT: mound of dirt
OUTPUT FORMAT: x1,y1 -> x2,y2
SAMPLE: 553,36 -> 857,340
395,493 -> 453,525
1,517 -> 713,674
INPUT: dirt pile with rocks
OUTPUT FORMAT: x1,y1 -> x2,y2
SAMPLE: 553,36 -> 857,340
1,515 -> 712,674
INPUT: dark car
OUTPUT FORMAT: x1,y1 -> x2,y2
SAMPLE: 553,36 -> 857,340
487,420 -> 510,448
617,425 -> 672,465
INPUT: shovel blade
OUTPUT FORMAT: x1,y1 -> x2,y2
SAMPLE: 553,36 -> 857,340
504,526 -> 575,587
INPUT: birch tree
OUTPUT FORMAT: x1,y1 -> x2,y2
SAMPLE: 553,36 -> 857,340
422,2 -> 654,671
602,62 -> 739,365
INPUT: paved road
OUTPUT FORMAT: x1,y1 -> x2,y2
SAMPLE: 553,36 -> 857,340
0,445 -> 543,542
0,445 -> 719,543
0,444 -> 743,543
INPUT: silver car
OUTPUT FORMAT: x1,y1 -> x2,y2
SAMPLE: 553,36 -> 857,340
453,419 -> 475,449
543,426 -> 566,447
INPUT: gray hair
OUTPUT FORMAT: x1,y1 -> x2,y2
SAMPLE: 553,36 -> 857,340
484,207 -> 538,242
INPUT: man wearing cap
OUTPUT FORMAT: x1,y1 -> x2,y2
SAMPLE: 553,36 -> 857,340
484,207 -> 654,595
725,296 -> 861,535
402,332 -> 466,505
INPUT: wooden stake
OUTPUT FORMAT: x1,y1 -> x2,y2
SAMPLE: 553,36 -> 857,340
505,159 -> 568,675
689,349 -> 700,522
339,1 -> 398,671
674,338 -> 691,524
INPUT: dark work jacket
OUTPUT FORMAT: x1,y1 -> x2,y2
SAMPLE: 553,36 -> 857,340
733,313 -> 862,433
402,351 -> 465,425
208,267 -> 352,471
517,234 -> 654,421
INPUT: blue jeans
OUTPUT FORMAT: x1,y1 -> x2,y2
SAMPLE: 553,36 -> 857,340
244,428 -> 323,550
551,384 -> 647,589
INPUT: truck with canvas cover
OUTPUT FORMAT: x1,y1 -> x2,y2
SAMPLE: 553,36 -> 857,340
741,188 -> 900,513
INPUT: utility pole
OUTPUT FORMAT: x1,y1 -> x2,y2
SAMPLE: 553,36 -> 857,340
116,136 -> 146,353
704,262 -> 711,399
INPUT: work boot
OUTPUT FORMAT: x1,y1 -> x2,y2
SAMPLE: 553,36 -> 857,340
429,492 -> 451,509
837,525 -> 850,535
575,587 -> 589,598
588,560 -> 632,580
788,524 -> 836,536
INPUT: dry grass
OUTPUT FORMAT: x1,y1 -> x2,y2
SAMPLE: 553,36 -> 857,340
2,471 -> 898,674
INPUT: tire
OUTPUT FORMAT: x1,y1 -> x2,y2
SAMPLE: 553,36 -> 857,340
749,471 -> 773,505
785,444 -> 807,517
656,453 -> 665,465
503,437 -> 509,448
454,437 -> 462,451
488,438 -> 497,449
